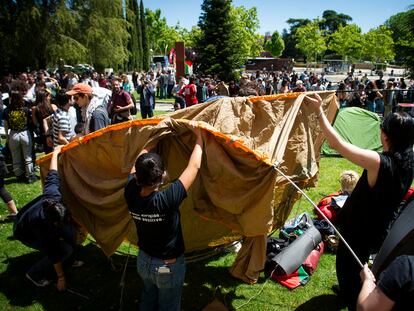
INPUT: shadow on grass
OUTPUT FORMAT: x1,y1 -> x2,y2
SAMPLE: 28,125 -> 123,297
294,293 -> 346,311
0,243 -> 142,310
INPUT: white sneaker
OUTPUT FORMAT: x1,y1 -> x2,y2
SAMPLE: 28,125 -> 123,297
26,273 -> 50,287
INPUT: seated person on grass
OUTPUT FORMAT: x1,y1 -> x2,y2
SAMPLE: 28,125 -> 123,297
13,145 -> 82,291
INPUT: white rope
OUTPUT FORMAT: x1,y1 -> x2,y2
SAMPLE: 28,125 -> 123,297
272,163 -> 363,269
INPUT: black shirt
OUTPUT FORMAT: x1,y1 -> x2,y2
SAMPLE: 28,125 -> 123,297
13,170 -> 65,263
338,153 -> 413,251
3,107 -> 31,131
378,255 -> 414,310
125,176 -> 187,259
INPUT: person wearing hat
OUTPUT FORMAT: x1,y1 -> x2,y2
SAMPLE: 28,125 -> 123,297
66,83 -> 109,135
293,80 -> 307,92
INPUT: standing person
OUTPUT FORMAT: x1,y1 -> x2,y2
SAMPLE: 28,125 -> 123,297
51,90 -> 76,147
32,89 -> 57,154
0,151 -> 18,219
125,126 -> 203,311
4,82 -> 37,183
167,70 -> 175,98
137,80 -> 155,119
178,77 -> 198,108
306,93 -> 414,310
66,83 -> 109,135
108,80 -> 134,124
196,79 -> 208,103
172,77 -> 185,110
13,145 -> 81,291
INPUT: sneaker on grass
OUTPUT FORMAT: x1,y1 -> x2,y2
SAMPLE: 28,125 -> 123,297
26,273 -> 50,287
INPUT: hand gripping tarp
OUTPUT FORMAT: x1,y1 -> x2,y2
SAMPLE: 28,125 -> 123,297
37,92 -> 338,278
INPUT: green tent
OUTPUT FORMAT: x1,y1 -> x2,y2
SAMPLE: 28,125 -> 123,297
322,107 -> 383,155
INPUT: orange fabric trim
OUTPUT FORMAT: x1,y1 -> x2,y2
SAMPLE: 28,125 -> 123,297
37,118 -> 273,167
36,118 -> 163,165
248,92 -> 303,103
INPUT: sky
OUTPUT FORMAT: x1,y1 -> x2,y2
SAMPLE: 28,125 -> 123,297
145,0 -> 413,34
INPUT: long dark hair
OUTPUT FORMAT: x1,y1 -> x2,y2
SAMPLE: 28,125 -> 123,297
381,112 -> 414,167
35,89 -> 53,118
9,81 -> 27,110
134,153 -> 165,188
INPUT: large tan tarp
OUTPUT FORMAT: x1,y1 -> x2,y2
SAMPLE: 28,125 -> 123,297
38,92 -> 338,258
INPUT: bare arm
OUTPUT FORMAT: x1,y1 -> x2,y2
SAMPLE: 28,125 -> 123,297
305,93 -> 380,186
357,264 -> 394,311
179,128 -> 203,191
49,145 -> 63,171
57,130 -> 70,145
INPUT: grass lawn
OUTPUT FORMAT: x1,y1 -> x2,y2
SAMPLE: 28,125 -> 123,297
0,152 -> 361,310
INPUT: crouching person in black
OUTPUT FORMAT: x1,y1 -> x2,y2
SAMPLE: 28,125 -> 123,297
13,145 -> 79,291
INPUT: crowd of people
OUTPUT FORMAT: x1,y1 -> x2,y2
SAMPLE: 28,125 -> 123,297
1,67 -> 414,310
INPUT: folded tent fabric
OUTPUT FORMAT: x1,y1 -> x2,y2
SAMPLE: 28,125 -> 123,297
37,92 -> 338,273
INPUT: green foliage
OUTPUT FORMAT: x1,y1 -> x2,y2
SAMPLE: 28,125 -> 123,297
281,19 -> 311,59
385,8 -> 414,75
329,24 -> 364,61
196,0 -> 261,81
295,20 -> 327,63
145,8 -> 181,56
140,0 -> 150,70
363,25 -> 395,64
265,31 -> 285,57
176,25 -> 202,48
320,10 -> 352,34
230,6 -> 263,58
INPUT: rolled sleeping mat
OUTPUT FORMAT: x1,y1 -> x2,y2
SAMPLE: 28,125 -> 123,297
372,198 -> 414,276
272,225 -> 322,275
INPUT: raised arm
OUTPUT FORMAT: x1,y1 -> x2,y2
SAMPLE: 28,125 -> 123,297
305,93 -> 380,185
179,128 -> 203,191
49,145 -> 63,171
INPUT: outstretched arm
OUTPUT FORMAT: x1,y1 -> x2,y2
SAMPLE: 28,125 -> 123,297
179,126 -> 203,191
49,145 -> 63,171
305,93 -> 380,185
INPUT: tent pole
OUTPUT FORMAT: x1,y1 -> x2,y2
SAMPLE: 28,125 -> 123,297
272,163 -> 364,269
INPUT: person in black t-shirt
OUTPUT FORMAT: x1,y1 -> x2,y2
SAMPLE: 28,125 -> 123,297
306,93 -> 414,310
357,255 -> 414,311
124,124 -> 203,311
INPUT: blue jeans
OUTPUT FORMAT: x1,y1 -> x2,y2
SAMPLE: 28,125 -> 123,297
140,105 -> 154,119
365,100 -> 376,112
20,224 -> 76,280
136,250 -> 186,311
375,98 -> 384,114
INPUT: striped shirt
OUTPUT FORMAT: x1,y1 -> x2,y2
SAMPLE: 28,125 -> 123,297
52,108 -> 75,147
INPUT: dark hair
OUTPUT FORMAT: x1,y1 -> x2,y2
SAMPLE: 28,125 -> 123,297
43,199 -> 70,225
35,89 -> 53,118
55,89 -> 70,107
134,153 -> 165,187
381,112 -> 414,153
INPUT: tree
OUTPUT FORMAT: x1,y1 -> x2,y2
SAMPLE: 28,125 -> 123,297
176,24 -> 202,48
230,6 -> 262,58
295,20 -> 327,66
363,25 -> 395,66
78,0 -> 130,72
329,24 -> 364,61
135,0 -> 143,70
145,8 -> 181,56
196,0 -> 260,81
126,0 -> 139,70
385,8 -> 414,75
281,19 -> 310,59
320,10 -> 352,34
140,0 -> 150,70
265,31 -> 285,57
